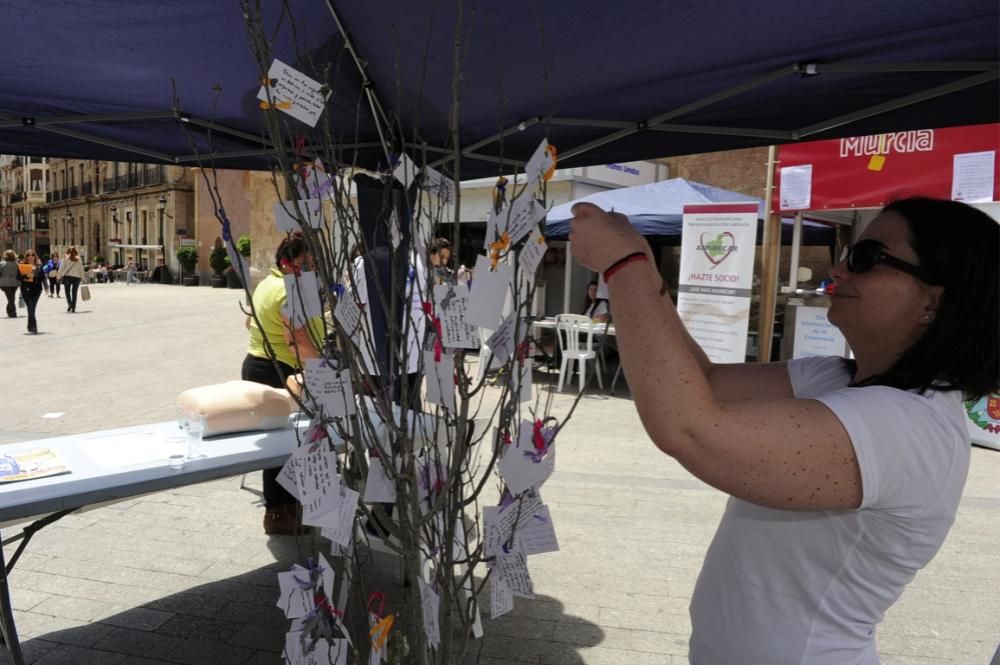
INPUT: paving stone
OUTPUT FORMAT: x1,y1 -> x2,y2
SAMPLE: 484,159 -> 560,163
32,644 -> 127,665
225,622 -> 285,652
142,593 -> 228,620
99,607 -> 176,632
0,637 -> 59,665
13,612 -> 115,647
163,638 -> 254,665
9,588 -> 54,612
243,652 -> 282,665
30,594 -> 122,622
91,627 -> 184,658
155,614 -> 243,643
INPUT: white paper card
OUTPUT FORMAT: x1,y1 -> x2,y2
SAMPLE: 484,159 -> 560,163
490,576 -> 514,619
393,154 -> 417,190
514,505 -> 559,555
500,195 -> 546,246
952,150 -> 996,203
363,456 -> 397,503
466,254 -> 512,330
283,271 -> 323,328
524,138 -> 555,186
518,228 -> 547,282
277,565 -> 315,618
274,199 -> 323,233
419,579 -> 441,648
296,448 -> 342,525
256,59 -> 331,127
334,289 -> 364,336
434,284 -> 477,349
485,312 -> 518,365
779,164 -> 812,211
498,422 -> 555,495
423,349 -> 456,411
318,486 -> 360,547
304,359 -> 355,418
421,164 -> 456,203
498,549 -> 534,599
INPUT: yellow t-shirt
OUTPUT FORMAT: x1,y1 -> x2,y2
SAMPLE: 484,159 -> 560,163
247,268 -> 324,369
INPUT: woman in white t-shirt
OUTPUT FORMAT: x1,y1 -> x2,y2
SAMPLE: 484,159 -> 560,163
582,280 -> 609,322
568,196 -> 998,665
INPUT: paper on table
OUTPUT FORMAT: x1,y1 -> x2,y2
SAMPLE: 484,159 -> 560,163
304,359 -> 356,418
273,199 -> 324,233
524,138 -> 555,187
952,150 -> 996,203
277,565 -> 315,618
779,164 -> 812,210
490,576 -> 514,619
283,271 -> 323,328
419,579 -> 441,648
256,59 -> 331,128
434,284 -> 478,349
514,505 -> 559,555
363,456 -> 397,503
423,349 -> 456,411
465,254 -> 512,330
81,430 -> 175,470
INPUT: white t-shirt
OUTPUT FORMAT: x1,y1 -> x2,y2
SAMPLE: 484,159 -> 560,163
689,356 -> 970,665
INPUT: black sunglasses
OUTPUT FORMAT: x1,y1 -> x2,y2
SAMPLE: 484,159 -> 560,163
840,239 -> 938,285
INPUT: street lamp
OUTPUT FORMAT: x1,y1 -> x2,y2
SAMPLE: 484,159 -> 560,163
157,195 -> 166,283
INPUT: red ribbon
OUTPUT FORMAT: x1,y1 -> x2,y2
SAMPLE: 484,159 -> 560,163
532,419 -> 546,452
367,592 -> 386,619
280,258 -> 301,277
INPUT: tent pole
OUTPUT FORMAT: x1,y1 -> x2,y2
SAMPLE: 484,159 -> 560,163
788,212 -> 803,291
563,242 -> 572,314
757,145 -> 780,363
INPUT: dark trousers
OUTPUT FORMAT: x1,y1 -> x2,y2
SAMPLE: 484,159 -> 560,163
63,276 -> 81,311
21,287 -> 40,332
241,354 -> 298,509
1,286 -> 16,317
49,276 -> 60,296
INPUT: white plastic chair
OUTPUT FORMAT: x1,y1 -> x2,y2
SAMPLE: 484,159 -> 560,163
555,314 -> 603,392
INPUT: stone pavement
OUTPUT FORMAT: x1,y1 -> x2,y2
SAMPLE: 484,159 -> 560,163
1,283 -> 998,665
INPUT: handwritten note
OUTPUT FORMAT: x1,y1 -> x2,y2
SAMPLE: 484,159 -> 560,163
423,349 -> 456,411
486,312 -> 518,365
419,579 -> 441,648
498,549 -> 534,599
434,284 -> 477,349
466,254 -> 512,330
317,486 -> 360,547
515,506 -> 559,555
490,576 -> 514,619
304,359 -> 355,418
274,199 -> 323,233
499,195 -> 546,246
277,565 -> 315,618
295,448 -> 342,526
422,164 -> 456,204
334,289 -> 364,336
518,228 -> 547,283
524,138 -> 555,186
393,154 -> 418,190
257,59 -> 331,127
283,271 -> 323,328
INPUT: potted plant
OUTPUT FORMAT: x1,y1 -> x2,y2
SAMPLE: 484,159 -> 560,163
209,245 -> 229,288
175,245 -> 200,286
228,234 -> 251,289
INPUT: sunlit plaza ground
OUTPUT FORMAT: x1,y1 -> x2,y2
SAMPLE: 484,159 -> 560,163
1,283 -> 998,664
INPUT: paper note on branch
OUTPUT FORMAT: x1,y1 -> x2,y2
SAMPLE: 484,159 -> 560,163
525,139 -> 557,186
304,359 -> 355,419
283,271 -> 323,328
518,228 -> 547,283
499,195 -> 546,247
277,565 -> 315,618
257,59 -> 330,127
498,421 -> 555,495
466,254 -> 512,330
274,199 -> 323,233
434,284 -> 477,349
423,349 -> 456,411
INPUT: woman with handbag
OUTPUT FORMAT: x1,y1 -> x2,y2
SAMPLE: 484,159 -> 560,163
0,249 -> 20,317
45,252 -> 60,297
17,249 -> 44,333
58,246 -> 84,313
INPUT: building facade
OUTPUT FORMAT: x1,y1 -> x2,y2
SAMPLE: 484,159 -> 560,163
0,155 -> 50,256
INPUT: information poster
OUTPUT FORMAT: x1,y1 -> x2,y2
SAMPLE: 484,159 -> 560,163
791,305 -> 847,358
677,203 -> 758,363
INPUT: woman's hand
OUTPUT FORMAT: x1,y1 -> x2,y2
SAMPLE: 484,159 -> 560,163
568,202 -> 651,272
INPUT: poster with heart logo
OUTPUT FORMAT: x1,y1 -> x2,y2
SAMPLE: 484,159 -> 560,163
676,203 -> 759,363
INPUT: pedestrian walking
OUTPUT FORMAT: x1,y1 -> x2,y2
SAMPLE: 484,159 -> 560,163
47,252 -> 61,297
126,260 -> 137,285
17,249 -> 43,333
59,246 -> 85,313
0,249 -> 20,317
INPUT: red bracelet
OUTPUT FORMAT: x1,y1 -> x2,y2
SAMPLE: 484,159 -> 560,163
603,251 -> 648,282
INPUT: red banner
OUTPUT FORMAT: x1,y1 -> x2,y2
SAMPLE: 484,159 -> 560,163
775,123 -> 1000,211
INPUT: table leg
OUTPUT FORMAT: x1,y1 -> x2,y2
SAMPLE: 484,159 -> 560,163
0,530 -> 25,665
